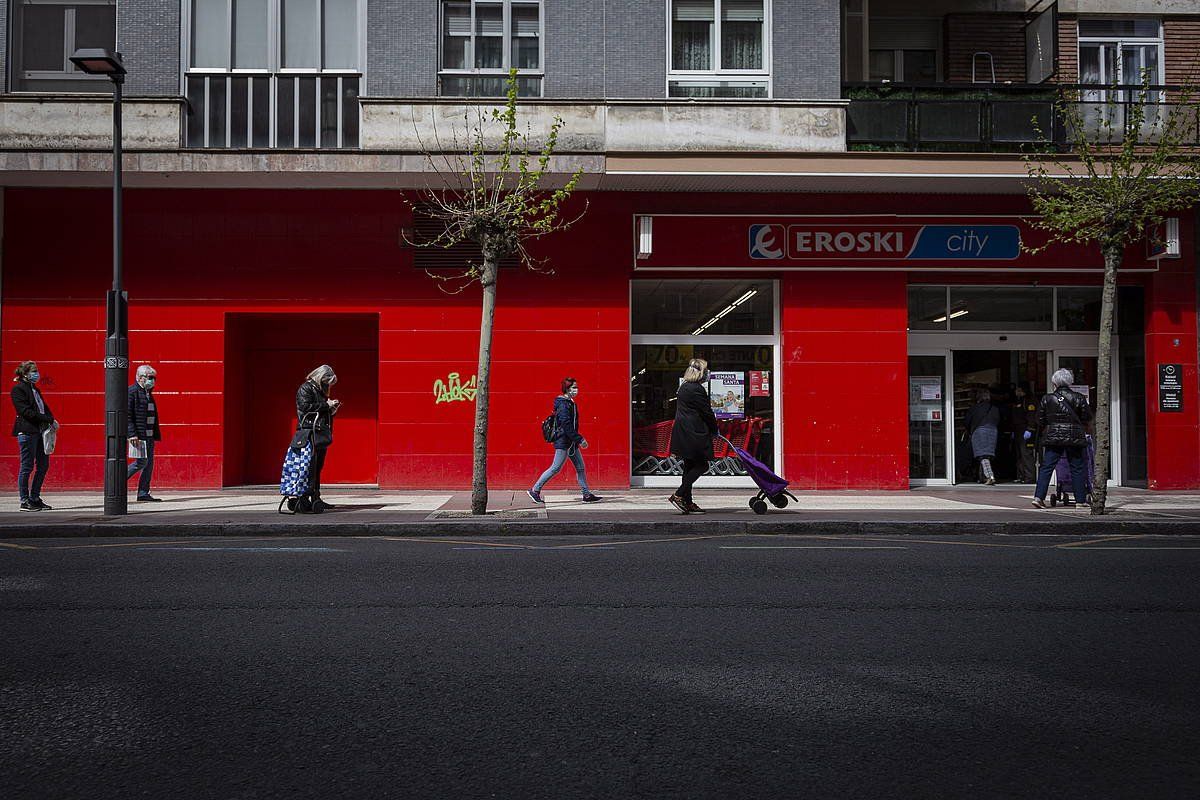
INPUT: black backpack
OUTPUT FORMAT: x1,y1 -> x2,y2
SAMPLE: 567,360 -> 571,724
541,413 -> 559,443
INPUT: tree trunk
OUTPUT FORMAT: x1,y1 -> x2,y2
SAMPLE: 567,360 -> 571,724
1091,242 -> 1121,515
471,247 -> 498,516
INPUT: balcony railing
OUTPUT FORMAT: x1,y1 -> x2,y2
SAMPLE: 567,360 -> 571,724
844,83 -> 1200,152
184,73 -> 361,149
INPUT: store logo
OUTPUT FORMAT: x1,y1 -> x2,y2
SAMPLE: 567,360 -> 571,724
433,372 -> 478,404
748,224 -> 785,259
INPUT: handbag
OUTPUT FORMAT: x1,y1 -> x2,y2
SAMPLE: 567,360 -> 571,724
292,411 -> 333,449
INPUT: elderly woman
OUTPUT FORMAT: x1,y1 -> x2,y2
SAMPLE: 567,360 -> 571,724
668,358 -> 719,514
127,364 -> 162,502
1033,368 -> 1093,509
10,360 -> 56,511
964,388 -> 1001,485
295,365 -> 341,513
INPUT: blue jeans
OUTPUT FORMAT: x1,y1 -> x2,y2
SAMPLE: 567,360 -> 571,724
532,446 -> 590,494
127,439 -> 156,498
1035,445 -> 1088,503
16,433 -> 50,502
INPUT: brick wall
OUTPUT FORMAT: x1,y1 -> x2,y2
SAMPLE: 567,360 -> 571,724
545,0 -> 605,97
0,2 -> 7,93
1165,17 -> 1200,86
119,0 -> 181,95
1055,15 -> 1078,83
603,0 -> 666,98
945,14 -> 1026,84
773,0 -> 841,98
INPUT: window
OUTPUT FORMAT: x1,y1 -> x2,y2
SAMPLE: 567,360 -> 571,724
668,0 -> 769,98
185,0 -> 362,148
868,49 -> 936,82
439,1 -> 542,98
909,286 -> 1104,332
867,18 -> 940,84
8,0 -> 116,92
1078,18 -> 1162,95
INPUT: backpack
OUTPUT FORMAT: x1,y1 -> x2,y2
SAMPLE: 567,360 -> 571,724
542,414 -> 559,443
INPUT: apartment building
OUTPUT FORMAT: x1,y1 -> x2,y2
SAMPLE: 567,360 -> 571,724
0,0 -> 1197,492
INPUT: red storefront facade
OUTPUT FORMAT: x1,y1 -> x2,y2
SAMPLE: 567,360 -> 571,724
3,187 -> 1197,491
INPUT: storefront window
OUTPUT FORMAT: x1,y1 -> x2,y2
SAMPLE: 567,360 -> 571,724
1056,287 -> 1102,331
907,285 -> 948,330
631,280 -> 777,481
947,287 -> 1053,331
632,280 -> 774,336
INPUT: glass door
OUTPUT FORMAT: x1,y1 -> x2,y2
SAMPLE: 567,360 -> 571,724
908,353 -> 949,484
1054,350 -> 1120,485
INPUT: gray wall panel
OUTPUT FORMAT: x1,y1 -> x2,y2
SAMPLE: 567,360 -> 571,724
368,0 -> 438,96
604,0 -> 666,98
543,0 -> 604,97
119,0 -> 181,95
1,2 -> 7,93
771,0 -> 841,98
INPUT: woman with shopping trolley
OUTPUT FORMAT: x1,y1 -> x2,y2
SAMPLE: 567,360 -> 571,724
668,358 -> 719,515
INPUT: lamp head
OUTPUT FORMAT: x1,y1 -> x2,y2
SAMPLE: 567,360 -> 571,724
69,48 -> 126,77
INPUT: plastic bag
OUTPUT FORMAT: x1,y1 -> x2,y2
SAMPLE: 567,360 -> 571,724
128,439 -> 148,460
42,422 -> 59,455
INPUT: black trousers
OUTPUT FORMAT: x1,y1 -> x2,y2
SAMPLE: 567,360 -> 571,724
308,446 -> 328,498
677,457 -> 709,502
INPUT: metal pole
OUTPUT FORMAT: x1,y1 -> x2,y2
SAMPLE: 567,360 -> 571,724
103,69 -> 128,516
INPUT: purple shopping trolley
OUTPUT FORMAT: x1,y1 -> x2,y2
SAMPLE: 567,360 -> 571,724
719,435 -> 798,515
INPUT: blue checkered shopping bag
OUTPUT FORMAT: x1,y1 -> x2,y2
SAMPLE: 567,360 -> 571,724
280,441 -> 313,499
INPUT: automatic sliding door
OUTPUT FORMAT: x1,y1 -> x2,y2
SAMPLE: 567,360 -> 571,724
908,354 -> 948,482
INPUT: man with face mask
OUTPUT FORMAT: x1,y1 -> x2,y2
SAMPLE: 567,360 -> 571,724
127,364 -> 162,502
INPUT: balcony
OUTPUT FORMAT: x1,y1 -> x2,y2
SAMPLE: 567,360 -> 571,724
845,83 -> 1200,152
184,73 -> 361,149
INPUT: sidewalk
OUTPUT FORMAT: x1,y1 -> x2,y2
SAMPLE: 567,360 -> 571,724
2,486 -> 1200,537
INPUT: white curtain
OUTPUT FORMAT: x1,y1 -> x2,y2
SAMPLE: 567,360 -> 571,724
673,0 -> 713,70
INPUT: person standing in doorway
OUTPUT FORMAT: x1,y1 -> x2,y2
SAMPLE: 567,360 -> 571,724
1033,368 -> 1093,509
528,377 -> 602,504
965,388 -> 1001,485
11,360 -> 56,511
1011,382 -> 1038,483
127,364 -> 162,502
296,365 -> 340,513
669,358 -> 719,514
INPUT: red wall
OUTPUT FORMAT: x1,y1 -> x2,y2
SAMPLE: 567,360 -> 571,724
2,188 -> 1196,491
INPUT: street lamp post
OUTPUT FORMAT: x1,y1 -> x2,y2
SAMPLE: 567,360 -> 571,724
69,48 -> 128,516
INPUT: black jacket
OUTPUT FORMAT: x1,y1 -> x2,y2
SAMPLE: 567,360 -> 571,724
671,380 -> 719,461
550,396 -> 583,450
1011,397 -> 1037,437
127,384 -> 163,441
11,380 -> 54,437
296,381 -> 334,444
964,402 -> 1000,435
1037,388 -> 1092,448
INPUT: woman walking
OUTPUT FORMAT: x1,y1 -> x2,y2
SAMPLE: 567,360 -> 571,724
528,377 -> 602,504
965,388 -> 1001,485
669,358 -> 719,514
295,365 -> 340,513
11,360 -> 56,511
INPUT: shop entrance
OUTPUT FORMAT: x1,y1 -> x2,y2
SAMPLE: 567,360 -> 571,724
223,314 -> 379,487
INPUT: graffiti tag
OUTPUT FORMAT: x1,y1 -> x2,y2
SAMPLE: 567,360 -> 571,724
434,372 -> 478,404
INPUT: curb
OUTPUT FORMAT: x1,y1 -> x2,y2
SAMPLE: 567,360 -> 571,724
2,518 -> 1199,538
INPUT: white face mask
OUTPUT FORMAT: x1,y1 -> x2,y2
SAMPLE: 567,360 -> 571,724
568,386 -> 579,398
141,376 -> 156,389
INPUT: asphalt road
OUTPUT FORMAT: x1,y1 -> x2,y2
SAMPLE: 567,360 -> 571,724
1,532 -> 1198,799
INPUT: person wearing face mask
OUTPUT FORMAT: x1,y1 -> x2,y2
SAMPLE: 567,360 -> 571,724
295,365 -> 341,513
669,358 -> 719,514
11,360 -> 56,511
127,364 -> 162,502
528,377 -> 602,504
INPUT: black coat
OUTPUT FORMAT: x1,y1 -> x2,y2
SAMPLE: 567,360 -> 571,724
1037,388 -> 1093,448
127,384 -> 163,441
296,381 -> 334,445
11,380 -> 53,437
550,396 -> 583,450
670,381 -> 719,461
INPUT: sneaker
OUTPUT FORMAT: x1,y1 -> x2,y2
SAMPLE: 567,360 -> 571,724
1031,498 -> 1047,509
19,500 -> 39,512
668,494 -> 690,514
686,501 -> 706,514
135,495 -> 162,503
32,498 -> 52,510
527,489 -> 544,504
582,494 -> 602,503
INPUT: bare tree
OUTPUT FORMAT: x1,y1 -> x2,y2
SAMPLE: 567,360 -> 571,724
408,71 -> 584,515
1024,74 -> 1200,514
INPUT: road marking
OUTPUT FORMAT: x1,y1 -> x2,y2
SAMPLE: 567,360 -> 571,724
0,541 -> 38,550
135,546 -> 346,553
378,536 -> 535,549
1058,546 -> 1200,551
1056,534 -> 1141,548
800,535 -> 1041,549
550,534 -> 739,550
720,545 -> 908,550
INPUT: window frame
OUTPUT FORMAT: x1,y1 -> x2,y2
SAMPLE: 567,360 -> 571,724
437,0 -> 545,98
1077,17 -> 1164,90
9,0 -> 115,91
181,0 -> 367,77
665,0 -> 773,99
